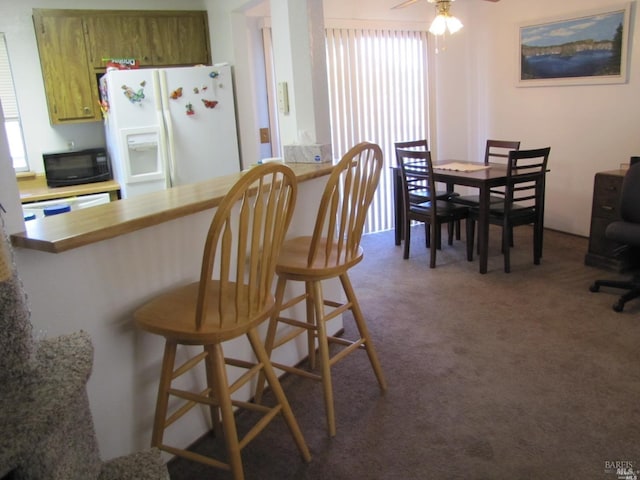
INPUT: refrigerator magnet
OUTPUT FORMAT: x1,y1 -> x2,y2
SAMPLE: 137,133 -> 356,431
186,103 -> 195,115
121,85 -> 145,104
202,99 -> 218,109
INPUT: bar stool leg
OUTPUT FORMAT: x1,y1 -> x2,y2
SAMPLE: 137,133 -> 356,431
310,280 -> 337,437
254,276 -> 287,405
204,345 -> 222,437
305,281 -> 317,369
152,340 -> 177,448
247,328 -> 312,462
210,343 -> 244,480
340,273 -> 387,391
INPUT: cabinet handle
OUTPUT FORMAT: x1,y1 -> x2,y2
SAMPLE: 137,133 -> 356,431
83,106 -> 91,114
601,206 -> 614,211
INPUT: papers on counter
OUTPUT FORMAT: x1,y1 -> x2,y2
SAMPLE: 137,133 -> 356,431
434,162 -> 490,172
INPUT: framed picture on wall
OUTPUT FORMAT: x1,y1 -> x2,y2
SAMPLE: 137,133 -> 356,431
517,3 -> 632,87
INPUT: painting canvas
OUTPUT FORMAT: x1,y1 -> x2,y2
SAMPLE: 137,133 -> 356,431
518,4 -> 631,86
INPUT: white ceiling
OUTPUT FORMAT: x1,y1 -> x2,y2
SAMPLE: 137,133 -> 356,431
245,0 -> 431,20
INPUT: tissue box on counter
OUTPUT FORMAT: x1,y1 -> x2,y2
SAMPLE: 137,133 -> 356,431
283,143 -> 332,163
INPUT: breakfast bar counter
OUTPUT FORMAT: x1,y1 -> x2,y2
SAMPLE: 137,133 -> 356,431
9,161 -> 338,463
11,162 -> 334,253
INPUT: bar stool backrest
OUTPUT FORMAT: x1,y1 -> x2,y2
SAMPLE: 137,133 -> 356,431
306,142 -> 383,268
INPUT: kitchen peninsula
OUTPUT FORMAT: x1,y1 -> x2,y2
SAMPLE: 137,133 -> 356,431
12,162 -> 332,252
9,161 -> 340,463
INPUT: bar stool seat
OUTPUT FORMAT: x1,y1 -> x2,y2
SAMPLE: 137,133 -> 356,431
134,163 -> 310,480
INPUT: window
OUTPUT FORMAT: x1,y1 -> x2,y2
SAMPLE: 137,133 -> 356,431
0,33 -> 28,171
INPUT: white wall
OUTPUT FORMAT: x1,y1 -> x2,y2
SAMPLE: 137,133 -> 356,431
433,0 -> 640,236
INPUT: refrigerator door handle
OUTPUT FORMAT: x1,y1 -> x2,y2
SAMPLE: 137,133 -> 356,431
157,70 -> 176,188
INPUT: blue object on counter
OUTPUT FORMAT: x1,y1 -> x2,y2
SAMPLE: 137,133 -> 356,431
43,204 -> 71,216
24,213 -> 37,221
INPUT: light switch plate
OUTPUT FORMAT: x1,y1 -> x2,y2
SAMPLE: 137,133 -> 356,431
277,82 -> 289,114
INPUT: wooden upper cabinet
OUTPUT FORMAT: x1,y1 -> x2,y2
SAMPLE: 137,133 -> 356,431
148,14 -> 210,66
33,12 -> 100,123
84,12 -> 210,69
33,9 -> 211,125
85,15 -> 151,68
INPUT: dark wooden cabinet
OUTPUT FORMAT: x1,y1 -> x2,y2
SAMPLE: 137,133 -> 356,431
584,169 -> 634,272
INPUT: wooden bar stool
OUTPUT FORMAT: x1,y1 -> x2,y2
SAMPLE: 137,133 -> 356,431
134,163 -> 311,480
254,142 -> 388,437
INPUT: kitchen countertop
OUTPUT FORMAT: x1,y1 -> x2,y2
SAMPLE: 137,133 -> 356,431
18,173 -> 121,203
10,162 -> 334,254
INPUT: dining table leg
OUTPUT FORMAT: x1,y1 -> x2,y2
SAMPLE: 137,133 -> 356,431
477,185 -> 490,274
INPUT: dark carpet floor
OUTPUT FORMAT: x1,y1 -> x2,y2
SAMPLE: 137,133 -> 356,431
167,225 -> 640,479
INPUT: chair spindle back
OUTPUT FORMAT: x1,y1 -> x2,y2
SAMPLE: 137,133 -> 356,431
308,142 -> 383,268
196,163 -> 298,329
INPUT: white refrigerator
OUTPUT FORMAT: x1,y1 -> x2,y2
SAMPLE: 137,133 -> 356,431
100,64 -> 241,198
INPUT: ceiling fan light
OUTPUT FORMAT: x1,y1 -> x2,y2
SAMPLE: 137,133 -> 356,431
428,1 -> 464,36
446,15 -> 463,34
429,15 -> 447,35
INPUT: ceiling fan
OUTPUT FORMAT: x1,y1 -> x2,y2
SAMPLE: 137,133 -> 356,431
392,0 -> 500,35
392,0 -> 500,9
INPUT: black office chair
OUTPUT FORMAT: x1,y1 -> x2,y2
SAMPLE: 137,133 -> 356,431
589,159 -> 640,312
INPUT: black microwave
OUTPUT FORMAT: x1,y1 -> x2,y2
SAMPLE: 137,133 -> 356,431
43,147 -> 112,187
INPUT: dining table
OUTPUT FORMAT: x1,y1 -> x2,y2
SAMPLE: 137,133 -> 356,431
392,161 -> 512,274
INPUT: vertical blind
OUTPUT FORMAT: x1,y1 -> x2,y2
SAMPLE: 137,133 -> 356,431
263,26 -> 430,234
325,28 -> 430,234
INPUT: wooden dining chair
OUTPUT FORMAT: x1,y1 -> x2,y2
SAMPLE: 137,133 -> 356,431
452,139 -> 521,207
133,163 -> 311,480
465,147 -> 551,273
253,142 -> 387,437
397,147 -> 469,268
394,139 -> 460,242
452,139 -> 521,250
394,139 -> 458,203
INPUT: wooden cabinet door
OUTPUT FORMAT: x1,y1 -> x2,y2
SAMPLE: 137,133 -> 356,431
148,14 -> 210,66
33,9 -> 211,125
33,13 -> 100,123
85,15 -> 151,68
